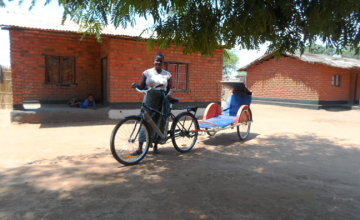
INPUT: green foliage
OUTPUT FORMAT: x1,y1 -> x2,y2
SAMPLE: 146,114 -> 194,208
308,44 -> 332,55
308,43 -> 360,60
223,49 -> 239,75
2,0 -> 360,57
339,50 -> 360,60
235,71 -> 247,79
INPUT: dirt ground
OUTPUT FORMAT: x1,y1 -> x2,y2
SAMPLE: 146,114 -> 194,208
0,104 -> 360,220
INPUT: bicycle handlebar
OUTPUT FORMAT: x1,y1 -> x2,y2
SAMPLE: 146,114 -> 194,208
135,84 -> 164,93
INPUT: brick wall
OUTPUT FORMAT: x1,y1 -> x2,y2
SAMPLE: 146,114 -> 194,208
10,29 -> 102,103
318,65 -> 351,101
105,38 -> 223,105
247,57 -> 320,100
10,29 -> 223,106
247,56 -> 358,102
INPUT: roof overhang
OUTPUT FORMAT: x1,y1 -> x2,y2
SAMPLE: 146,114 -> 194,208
238,51 -> 360,71
0,25 -> 150,41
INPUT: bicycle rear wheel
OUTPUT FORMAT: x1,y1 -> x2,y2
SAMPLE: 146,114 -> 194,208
110,116 -> 151,165
171,112 -> 199,153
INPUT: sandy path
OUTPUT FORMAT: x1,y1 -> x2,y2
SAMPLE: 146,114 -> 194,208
0,104 -> 359,220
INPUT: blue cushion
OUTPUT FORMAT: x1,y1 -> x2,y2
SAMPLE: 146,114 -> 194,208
223,92 -> 252,116
199,115 -> 236,129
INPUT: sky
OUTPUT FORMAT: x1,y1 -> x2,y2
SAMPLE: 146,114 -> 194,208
0,0 -> 267,73
1,0 -> 67,66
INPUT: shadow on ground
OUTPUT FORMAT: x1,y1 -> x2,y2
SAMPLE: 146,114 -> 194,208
201,132 -> 260,145
1,133 -> 359,220
39,119 -> 120,129
321,106 -> 359,112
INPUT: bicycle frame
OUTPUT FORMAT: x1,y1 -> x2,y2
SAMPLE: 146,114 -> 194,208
135,87 -> 197,143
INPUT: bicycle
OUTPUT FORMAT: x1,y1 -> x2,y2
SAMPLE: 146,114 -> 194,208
110,84 -> 200,165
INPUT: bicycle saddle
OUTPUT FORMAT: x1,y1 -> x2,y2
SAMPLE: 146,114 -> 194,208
168,97 -> 180,104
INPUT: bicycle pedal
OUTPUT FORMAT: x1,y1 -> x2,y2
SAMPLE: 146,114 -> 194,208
125,155 -> 133,158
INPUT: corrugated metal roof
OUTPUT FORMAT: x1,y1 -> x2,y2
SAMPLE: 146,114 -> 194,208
0,11 -> 153,38
238,51 -> 360,71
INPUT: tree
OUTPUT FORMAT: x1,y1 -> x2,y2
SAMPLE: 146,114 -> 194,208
340,50 -> 360,60
2,0 -> 360,57
308,44 -> 360,60
235,71 -> 247,79
223,49 -> 239,76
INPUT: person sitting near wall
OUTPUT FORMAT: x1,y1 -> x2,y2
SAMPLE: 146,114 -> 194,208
69,94 -> 96,110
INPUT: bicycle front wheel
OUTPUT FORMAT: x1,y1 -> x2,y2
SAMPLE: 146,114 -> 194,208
110,116 -> 151,165
171,112 -> 199,153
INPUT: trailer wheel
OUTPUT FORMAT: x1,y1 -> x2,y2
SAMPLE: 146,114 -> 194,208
205,128 -> 217,136
237,108 -> 251,140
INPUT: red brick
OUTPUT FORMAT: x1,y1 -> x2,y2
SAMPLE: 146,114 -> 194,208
10,29 -> 223,104
247,57 -> 359,102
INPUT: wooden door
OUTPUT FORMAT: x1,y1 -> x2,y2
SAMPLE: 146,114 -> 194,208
349,73 -> 358,105
101,58 -> 108,105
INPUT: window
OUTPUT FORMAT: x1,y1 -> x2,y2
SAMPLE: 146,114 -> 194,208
165,62 -> 188,91
332,74 -> 341,87
45,56 -> 76,85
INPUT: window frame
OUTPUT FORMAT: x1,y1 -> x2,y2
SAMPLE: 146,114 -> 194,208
165,61 -> 189,92
45,55 -> 77,85
332,74 -> 341,87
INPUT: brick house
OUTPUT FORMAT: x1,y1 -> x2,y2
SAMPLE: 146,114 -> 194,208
238,52 -> 360,109
1,12 -> 223,111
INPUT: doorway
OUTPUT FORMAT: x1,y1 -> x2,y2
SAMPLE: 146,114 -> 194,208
349,73 -> 359,105
101,58 -> 108,105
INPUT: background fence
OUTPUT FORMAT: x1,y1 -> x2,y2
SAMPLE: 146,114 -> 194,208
0,65 -> 13,109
